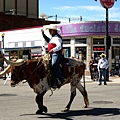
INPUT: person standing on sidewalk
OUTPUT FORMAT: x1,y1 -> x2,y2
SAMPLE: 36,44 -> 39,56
97,53 -> 108,85
89,57 -> 94,81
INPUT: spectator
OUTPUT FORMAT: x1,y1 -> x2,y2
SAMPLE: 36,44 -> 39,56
89,57 -> 94,81
97,53 -> 108,85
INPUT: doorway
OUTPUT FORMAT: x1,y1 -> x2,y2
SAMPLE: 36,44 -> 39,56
94,52 -> 104,62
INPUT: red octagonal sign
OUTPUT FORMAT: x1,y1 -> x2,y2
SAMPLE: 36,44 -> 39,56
100,0 -> 114,8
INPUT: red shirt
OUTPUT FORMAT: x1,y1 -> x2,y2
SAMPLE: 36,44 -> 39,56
48,43 -> 56,51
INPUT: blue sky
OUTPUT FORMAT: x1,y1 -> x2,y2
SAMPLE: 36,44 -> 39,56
39,0 -> 120,23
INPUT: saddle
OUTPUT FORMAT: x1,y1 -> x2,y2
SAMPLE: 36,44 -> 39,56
60,55 -> 71,67
47,56 -> 71,89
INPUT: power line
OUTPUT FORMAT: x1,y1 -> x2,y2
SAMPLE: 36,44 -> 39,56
48,15 -> 82,22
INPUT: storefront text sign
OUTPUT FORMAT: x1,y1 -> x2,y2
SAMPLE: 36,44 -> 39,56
58,22 -> 120,37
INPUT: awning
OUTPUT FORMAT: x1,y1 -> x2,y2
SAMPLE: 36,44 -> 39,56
5,46 -> 42,51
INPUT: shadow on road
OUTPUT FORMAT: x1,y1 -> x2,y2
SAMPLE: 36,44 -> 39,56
20,107 -> 120,120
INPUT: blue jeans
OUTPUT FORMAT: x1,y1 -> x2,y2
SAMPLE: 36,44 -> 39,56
51,52 -> 62,82
98,69 -> 107,84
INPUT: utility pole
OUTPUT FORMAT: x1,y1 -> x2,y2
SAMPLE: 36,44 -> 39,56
55,15 -> 57,21
80,16 -> 82,21
95,0 -> 116,81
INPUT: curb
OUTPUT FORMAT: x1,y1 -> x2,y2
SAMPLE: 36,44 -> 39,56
81,76 -> 120,83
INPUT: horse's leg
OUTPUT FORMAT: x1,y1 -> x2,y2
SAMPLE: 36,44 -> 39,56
35,91 -> 47,114
63,84 -> 76,112
76,82 -> 89,108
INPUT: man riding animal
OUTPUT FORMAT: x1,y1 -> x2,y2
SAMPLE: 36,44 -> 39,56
41,24 -> 63,88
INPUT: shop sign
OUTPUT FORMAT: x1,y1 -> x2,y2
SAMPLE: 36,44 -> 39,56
58,22 -> 120,37
100,0 -> 114,9
93,46 -> 105,51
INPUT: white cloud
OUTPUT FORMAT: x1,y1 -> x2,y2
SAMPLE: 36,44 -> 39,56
51,5 -> 120,22
53,5 -> 104,12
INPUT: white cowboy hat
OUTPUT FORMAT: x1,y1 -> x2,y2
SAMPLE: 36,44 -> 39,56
100,53 -> 106,58
43,24 -> 60,32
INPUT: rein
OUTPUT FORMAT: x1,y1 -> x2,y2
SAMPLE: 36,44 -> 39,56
28,53 -> 51,79
0,58 -> 4,61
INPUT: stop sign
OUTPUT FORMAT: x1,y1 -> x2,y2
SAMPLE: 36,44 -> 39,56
100,0 -> 115,8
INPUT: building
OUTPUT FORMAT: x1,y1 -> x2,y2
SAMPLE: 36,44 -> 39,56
57,21 -> 120,73
1,21 -> 120,75
0,26 -> 44,60
0,0 -> 60,31
0,12 -> 60,31
0,0 -> 39,18
0,0 -> 60,71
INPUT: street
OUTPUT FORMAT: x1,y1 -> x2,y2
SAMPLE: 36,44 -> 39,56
0,77 -> 120,120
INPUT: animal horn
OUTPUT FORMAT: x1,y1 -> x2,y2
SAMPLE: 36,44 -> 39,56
4,58 -> 26,66
0,65 -> 11,77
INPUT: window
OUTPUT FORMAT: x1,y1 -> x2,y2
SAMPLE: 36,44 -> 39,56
75,47 -> 86,60
63,47 -> 70,58
111,46 -> 120,69
62,39 -> 70,44
15,42 -> 18,47
31,41 -> 34,46
113,38 -> 120,44
75,38 -> 86,44
93,38 -> 104,44
23,42 -> 26,47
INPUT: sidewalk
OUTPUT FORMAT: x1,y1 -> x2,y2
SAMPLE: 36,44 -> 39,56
0,75 -> 120,85
82,75 -> 120,83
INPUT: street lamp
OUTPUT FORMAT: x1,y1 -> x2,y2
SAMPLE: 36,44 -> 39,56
48,15 -> 57,21
1,33 -> 5,55
1,33 -> 7,80
1,33 -> 6,79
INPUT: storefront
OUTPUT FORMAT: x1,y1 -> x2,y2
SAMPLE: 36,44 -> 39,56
111,38 -> 120,70
0,22 -> 120,74
58,21 -> 120,73
0,26 -> 44,60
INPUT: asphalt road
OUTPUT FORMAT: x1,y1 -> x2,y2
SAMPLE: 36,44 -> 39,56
0,78 -> 120,120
